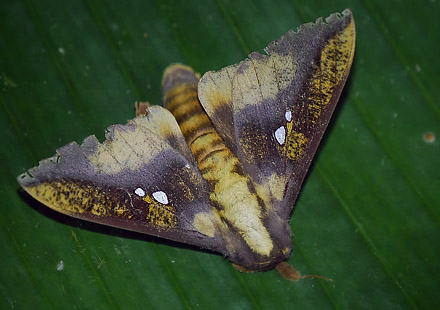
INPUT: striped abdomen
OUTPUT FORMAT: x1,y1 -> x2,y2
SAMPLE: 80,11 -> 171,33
162,65 -> 227,172
162,64 -> 275,260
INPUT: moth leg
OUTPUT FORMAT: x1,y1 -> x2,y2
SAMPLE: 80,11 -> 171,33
135,101 -> 150,117
275,262 -> 332,281
232,263 -> 255,273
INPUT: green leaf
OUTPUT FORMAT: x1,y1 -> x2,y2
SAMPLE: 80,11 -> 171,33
1,0 -> 439,309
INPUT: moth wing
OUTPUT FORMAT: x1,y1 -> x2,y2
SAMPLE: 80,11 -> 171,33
17,105 -> 224,252
196,63 -> 240,154
199,10 -> 355,217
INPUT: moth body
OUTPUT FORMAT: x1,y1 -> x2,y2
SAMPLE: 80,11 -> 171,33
162,65 -> 291,270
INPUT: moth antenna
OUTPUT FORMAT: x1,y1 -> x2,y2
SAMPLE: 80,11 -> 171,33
276,262 -> 332,281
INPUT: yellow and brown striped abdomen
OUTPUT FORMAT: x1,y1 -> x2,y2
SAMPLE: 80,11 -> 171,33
162,64 -> 277,261
162,65 -> 227,170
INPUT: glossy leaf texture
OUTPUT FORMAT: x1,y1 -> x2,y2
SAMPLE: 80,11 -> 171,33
1,0 -> 439,309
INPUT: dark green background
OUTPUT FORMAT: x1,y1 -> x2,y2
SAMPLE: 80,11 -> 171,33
1,0 -> 439,309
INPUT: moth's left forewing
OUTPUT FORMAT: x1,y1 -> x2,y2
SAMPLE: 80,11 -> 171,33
18,106 -> 225,252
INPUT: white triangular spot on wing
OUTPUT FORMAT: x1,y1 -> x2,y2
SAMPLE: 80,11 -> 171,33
134,187 -> 145,197
275,126 -> 286,145
152,190 -> 168,205
285,110 -> 292,122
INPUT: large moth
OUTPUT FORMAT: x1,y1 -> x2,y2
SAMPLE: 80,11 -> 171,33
17,10 -> 355,279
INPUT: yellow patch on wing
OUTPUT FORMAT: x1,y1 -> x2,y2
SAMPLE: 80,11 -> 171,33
254,172 -> 286,206
192,212 -> 216,237
216,46 -> 295,116
142,195 -> 177,228
88,106 -> 184,175
285,120 -> 308,161
23,181 -> 133,219
233,53 -> 295,112
88,124 -> 154,174
137,106 -> 185,139
198,63 -> 239,117
307,18 -> 356,125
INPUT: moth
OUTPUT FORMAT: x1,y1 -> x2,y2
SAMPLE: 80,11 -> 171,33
17,10 -> 355,280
